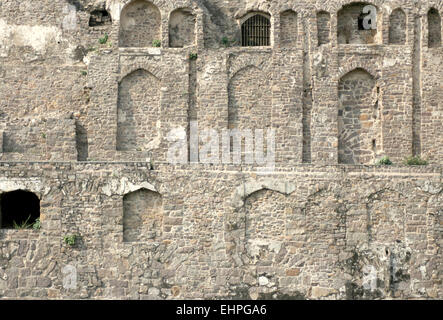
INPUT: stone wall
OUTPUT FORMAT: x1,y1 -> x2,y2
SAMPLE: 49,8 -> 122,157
0,0 -> 441,300
0,0 -> 441,165
0,163 -> 441,299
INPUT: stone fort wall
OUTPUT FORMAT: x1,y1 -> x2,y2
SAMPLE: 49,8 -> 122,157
0,0 -> 441,299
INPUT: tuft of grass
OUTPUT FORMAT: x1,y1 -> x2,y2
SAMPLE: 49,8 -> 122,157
152,39 -> 161,47
404,156 -> 428,166
376,156 -> 393,166
99,33 -> 108,45
189,53 -> 198,60
13,215 -> 33,229
64,234 -> 78,246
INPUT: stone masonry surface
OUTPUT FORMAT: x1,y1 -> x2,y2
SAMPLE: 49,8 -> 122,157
0,0 -> 441,299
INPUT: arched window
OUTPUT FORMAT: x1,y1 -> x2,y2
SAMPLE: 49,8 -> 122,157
0,190 -> 40,229
389,8 -> 406,44
428,8 -> 442,48
89,9 -> 112,27
241,13 -> 271,46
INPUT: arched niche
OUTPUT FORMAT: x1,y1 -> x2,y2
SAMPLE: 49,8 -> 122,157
337,2 -> 382,44
169,8 -> 196,47
119,0 -> 161,47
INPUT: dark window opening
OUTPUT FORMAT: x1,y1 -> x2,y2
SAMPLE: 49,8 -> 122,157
0,190 -> 40,229
89,9 -> 112,27
241,14 -> 271,46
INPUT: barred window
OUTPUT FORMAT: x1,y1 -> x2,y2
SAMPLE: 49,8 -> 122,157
241,14 -> 271,46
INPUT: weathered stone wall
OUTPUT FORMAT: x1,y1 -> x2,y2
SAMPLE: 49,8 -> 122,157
0,0 -> 441,300
0,163 -> 441,299
0,0 -> 441,165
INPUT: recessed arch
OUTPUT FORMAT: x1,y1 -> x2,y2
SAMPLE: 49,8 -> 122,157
123,188 -> 163,242
117,69 -> 160,151
338,68 -> 379,164
280,10 -> 297,47
169,8 -> 196,47
119,0 -> 161,47
389,8 -> 406,44
231,180 -> 296,209
337,2 -> 381,44
428,8 -> 442,48
317,11 -> 331,46
244,189 -> 288,243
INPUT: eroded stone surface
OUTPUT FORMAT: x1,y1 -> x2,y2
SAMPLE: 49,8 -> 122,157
0,0 -> 441,300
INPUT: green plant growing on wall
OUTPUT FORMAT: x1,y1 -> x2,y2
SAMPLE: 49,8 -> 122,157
64,234 -> 79,246
376,156 -> 393,166
41,133 -> 46,139
222,37 -> 230,47
152,39 -> 161,47
189,53 -> 198,60
99,33 -> 108,44
81,70 -> 88,76
404,156 -> 428,166
32,218 -> 41,230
